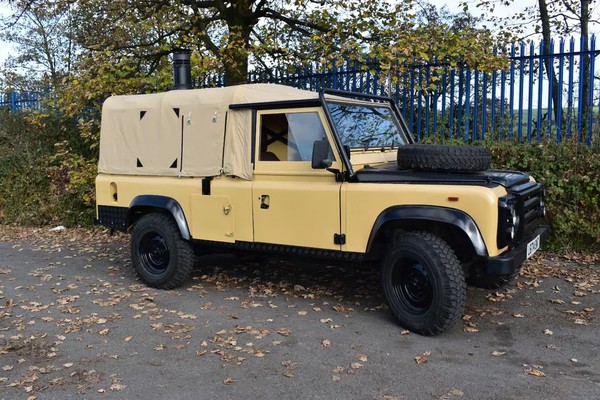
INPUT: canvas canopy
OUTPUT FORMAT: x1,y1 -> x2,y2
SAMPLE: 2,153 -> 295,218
98,84 -> 320,180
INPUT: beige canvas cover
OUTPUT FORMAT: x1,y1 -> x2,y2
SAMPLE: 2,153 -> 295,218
98,84 -> 319,180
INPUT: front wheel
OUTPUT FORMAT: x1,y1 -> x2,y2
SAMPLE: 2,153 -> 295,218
131,213 -> 195,289
381,231 -> 466,336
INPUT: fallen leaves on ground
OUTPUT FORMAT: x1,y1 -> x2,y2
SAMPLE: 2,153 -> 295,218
415,351 -> 431,364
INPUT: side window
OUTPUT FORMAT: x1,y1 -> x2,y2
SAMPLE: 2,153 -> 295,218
259,111 -> 333,162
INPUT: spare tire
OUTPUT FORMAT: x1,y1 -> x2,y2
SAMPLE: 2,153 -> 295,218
397,144 -> 491,172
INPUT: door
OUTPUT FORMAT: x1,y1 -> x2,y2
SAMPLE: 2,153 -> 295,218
252,108 -> 343,250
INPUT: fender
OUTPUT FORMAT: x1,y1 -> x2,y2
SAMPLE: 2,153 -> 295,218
129,195 -> 191,240
366,206 -> 488,257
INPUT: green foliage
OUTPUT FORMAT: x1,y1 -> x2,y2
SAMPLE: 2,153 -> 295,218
2,108 -> 598,252
422,132 -> 599,250
0,108 -> 94,227
489,140 -> 600,251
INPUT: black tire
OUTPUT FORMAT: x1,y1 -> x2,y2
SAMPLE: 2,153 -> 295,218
131,213 -> 195,289
381,231 -> 466,336
467,266 -> 520,290
397,144 -> 491,172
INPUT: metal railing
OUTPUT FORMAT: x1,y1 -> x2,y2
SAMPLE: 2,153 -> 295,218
4,35 -> 599,145
0,91 -> 46,112
242,36 -> 600,145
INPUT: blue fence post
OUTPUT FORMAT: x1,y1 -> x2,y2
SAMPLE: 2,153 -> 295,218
586,34 -> 595,145
473,70 -> 479,140
536,39 -> 544,142
527,40 -> 535,142
509,43 -> 516,140
567,37 -> 576,139
491,69 -> 497,139
518,42 -> 525,141
409,64 -> 416,137
10,92 -> 17,111
500,68 -> 506,140
425,66 -> 431,137
556,38 -> 565,143
449,69 -> 456,137
481,71 -> 488,140
457,68 -> 464,139
417,66 -> 423,140
547,39 -> 555,142
441,69 -> 447,137
464,69 -> 471,142
577,36 -> 585,140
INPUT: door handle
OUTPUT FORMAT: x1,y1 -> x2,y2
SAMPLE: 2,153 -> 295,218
260,195 -> 270,209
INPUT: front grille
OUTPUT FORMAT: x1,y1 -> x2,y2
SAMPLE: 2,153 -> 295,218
509,181 -> 544,243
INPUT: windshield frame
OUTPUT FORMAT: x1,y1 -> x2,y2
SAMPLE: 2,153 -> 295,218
319,89 -> 413,179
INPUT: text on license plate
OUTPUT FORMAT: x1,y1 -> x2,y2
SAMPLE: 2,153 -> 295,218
526,235 -> 541,259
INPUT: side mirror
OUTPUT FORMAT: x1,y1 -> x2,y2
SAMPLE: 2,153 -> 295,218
311,139 -> 333,169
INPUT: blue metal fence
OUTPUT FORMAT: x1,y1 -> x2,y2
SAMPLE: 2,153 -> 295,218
3,35 -> 599,145
0,91 -> 46,112
243,35 -> 600,145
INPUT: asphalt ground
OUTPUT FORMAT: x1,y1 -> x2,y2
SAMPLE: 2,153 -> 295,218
0,227 -> 598,400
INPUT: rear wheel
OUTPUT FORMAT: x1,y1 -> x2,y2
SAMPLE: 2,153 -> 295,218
381,231 -> 466,336
131,213 -> 195,289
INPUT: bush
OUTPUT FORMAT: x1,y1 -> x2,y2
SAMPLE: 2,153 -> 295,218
1,108 -> 598,251
0,108 -> 95,227
489,140 -> 600,251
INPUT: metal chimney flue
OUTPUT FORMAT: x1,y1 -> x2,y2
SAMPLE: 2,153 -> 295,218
172,50 -> 192,90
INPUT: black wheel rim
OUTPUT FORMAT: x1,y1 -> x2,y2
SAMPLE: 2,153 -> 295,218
139,231 -> 170,275
391,257 -> 433,313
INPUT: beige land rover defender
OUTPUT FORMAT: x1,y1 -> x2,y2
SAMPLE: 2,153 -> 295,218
95,56 -> 548,335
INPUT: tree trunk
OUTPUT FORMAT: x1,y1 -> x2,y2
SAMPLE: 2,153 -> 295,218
538,0 -> 560,126
580,0 -> 591,141
224,55 -> 249,86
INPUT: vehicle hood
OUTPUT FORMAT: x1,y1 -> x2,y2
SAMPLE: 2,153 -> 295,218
354,163 -> 531,188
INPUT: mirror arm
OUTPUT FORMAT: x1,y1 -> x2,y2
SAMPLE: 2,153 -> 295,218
326,167 -> 344,182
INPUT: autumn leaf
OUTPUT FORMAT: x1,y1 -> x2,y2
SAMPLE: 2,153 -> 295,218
276,328 -> 291,336
110,383 -> 127,391
223,377 -> 236,385
282,370 -> 295,378
322,339 -> 331,347
525,368 -> 546,377
415,351 -> 431,364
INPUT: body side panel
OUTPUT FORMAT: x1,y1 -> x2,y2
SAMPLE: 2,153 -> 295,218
342,183 -> 507,256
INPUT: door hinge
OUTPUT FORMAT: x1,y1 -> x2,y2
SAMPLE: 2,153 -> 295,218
334,233 -> 346,245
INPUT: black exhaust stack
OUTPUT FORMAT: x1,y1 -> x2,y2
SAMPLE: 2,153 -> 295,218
172,50 -> 192,90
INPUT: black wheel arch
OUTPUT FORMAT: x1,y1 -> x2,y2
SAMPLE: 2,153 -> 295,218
128,195 -> 191,240
367,206 -> 488,262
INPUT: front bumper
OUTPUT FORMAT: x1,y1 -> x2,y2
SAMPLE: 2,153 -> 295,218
484,225 -> 550,275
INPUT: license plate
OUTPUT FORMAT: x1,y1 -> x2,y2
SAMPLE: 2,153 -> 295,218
526,235 -> 541,259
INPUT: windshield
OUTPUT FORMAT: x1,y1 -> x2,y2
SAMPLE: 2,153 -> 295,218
326,101 -> 407,149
